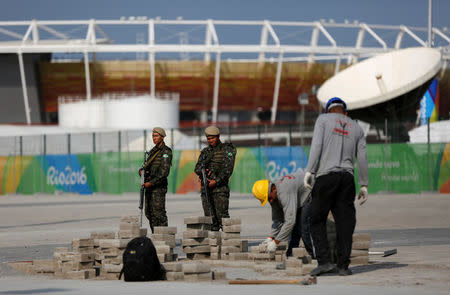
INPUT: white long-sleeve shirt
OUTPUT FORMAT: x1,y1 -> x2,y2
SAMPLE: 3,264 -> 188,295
270,170 -> 310,242
305,113 -> 369,186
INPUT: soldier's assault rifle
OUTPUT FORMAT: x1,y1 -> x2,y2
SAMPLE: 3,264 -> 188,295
139,150 -> 155,233
201,166 -> 221,230
139,171 -> 145,228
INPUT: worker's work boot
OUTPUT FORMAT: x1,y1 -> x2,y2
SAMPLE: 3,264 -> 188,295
310,262 -> 336,276
338,267 -> 352,276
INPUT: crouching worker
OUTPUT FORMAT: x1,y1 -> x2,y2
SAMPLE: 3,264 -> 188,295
251,170 -> 314,258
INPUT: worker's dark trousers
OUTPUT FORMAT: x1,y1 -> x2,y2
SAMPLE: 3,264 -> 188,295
310,172 -> 356,269
287,197 -> 314,257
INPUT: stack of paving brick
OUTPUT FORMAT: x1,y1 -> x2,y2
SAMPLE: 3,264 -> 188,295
118,216 -> 147,239
220,218 -> 249,261
97,238 -> 130,279
208,231 -> 222,260
248,241 -> 287,262
31,259 -> 54,274
91,231 -> 115,268
182,262 -> 212,282
350,233 -> 371,265
152,226 -> 178,262
287,247 -> 317,275
182,216 -> 211,259
53,239 -> 96,279
162,262 -> 184,281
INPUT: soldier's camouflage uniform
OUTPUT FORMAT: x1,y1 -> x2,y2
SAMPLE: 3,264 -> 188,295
142,142 -> 172,228
194,142 -> 236,231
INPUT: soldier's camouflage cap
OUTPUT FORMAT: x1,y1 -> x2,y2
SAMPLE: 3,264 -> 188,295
204,126 -> 220,137
152,127 -> 166,137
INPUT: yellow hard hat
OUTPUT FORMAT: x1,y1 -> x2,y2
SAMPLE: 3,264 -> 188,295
252,179 -> 270,207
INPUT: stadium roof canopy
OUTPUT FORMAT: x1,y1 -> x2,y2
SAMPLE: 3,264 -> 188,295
1,18 -> 449,124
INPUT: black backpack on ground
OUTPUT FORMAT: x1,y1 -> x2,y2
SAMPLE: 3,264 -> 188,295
119,236 -> 166,281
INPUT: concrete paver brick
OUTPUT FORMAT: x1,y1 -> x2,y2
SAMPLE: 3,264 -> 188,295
350,255 -> 370,265
155,245 -> 172,254
184,216 -> 212,224
182,245 -> 211,254
222,225 -> 241,233
292,247 -> 307,258
90,231 -> 116,239
72,238 -> 94,248
352,241 -> 371,250
153,226 -> 177,234
183,272 -> 212,282
222,239 -> 241,247
182,263 -> 211,274
183,230 -> 209,239
221,218 -> 241,226
166,271 -> 184,281
285,257 -> 303,268
32,260 -> 54,273
162,262 -> 183,272
211,271 -> 227,280
120,216 -> 139,224
221,232 -> 240,239
220,246 -> 240,254
182,238 -> 209,247
103,263 -> 122,273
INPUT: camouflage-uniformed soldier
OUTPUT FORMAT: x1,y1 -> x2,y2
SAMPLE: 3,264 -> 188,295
139,127 -> 172,230
194,126 -> 236,231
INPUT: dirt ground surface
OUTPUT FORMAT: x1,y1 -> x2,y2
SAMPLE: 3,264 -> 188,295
0,192 -> 449,294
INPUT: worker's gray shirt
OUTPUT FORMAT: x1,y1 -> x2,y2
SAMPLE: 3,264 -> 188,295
269,170 -> 310,242
305,113 -> 369,186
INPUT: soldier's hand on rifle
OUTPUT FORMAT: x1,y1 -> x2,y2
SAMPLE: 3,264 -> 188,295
207,179 -> 216,188
143,182 -> 151,188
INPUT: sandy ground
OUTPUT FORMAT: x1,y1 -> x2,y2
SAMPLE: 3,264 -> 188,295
0,192 -> 449,294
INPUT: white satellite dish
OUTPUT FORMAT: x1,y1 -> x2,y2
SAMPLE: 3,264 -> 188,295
317,47 -> 443,110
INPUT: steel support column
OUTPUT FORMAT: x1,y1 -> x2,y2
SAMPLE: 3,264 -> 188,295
270,51 -> 283,124
17,52 -> 31,124
84,51 -> 91,100
212,52 -> 221,123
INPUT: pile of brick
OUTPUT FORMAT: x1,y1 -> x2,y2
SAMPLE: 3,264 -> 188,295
286,247 -> 317,275
249,241 -> 287,262
162,262 -> 184,281
182,262 -> 212,282
152,226 -> 178,262
53,239 -> 96,279
182,216 -> 212,259
350,233 -> 371,265
220,218 -> 249,261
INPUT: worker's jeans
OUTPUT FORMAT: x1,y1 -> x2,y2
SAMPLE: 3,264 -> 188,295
286,197 -> 314,257
310,172 -> 356,269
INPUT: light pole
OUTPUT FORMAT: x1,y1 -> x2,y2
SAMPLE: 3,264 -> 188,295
298,93 -> 309,146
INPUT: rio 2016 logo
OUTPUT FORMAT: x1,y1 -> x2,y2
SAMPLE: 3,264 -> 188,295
47,166 -> 87,186
266,161 -> 304,182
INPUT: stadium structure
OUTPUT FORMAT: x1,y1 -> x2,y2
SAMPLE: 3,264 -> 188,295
0,18 -> 449,131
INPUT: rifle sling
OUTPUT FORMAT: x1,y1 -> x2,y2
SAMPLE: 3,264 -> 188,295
142,150 -> 161,170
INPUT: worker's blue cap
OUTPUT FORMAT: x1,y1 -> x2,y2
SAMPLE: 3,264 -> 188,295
325,97 -> 347,113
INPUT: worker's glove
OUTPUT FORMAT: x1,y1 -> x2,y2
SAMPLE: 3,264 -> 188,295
358,186 -> 368,206
266,239 -> 278,253
262,237 -> 274,245
304,172 -> 313,190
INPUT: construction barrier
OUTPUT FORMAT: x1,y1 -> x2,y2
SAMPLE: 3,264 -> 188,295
0,143 -> 449,195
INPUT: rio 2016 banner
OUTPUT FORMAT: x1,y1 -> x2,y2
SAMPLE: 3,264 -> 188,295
0,143 -> 449,195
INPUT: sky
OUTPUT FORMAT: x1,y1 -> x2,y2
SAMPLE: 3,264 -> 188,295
2,0 -> 448,29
